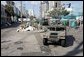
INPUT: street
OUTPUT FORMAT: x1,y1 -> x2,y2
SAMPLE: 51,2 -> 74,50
1,1 -> 83,56
1,25 -> 83,56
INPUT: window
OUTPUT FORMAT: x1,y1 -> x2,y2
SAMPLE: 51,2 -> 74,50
55,3 -> 57,8
68,3 -> 71,8
12,2 -> 14,5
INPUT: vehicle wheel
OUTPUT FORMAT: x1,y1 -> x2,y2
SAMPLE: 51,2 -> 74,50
60,39 -> 66,47
43,38 -> 48,45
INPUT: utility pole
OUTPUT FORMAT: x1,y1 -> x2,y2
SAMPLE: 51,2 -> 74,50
40,1 -> 42,19
21,1 -> 23,23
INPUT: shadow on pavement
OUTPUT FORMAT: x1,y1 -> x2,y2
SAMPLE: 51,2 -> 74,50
45,35 -> 75,47
1,22 -> 21,29
63,41 -> 83,56
65,35 -> 75,47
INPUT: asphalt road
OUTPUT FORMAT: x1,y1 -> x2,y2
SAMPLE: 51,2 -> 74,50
1,25 -> 83,56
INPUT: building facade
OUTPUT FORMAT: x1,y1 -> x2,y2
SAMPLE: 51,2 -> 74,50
40,1 -> 61,18
6,1 -> 21,22
1,4 -> 7,25
25,10 -> 29,18
40,1 -> 49,18
49,1 -> 61,10
15,2 -> 28,18
6,1 -> 15,23
28,9 -> 34,16
13,6 -> 20,22
6,1 -> 15,6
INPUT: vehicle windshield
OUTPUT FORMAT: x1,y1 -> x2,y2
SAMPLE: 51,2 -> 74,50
56,27 -> 65,31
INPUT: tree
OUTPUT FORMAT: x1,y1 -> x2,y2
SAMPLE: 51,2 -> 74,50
5,5 -> 14,23
48,8 -> 70,18
5,5 -> 14,16
29,16 -> 36,26
61,8 -> 70,16
48,8 -> 59,18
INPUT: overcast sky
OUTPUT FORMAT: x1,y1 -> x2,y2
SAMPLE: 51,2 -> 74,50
1,1 -> 83,17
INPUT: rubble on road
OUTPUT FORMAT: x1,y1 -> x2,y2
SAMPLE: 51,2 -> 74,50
16,25 -> 36,32
24,26 -> 35,31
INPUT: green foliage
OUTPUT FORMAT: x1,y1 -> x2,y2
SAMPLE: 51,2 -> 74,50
29,16 -> 34,20
35,19 -> 39,24
48,8 -> 70,18
29,16 -> 37,26
5,5 -> 14,16
61,10 -> 70,16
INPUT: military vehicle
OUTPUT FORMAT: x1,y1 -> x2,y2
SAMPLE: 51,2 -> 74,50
43,25 -> 66,47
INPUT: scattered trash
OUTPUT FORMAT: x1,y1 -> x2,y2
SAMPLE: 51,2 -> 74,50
24,26 -> 35,31
16,26 -> 25,32
16,25 -> 36,32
